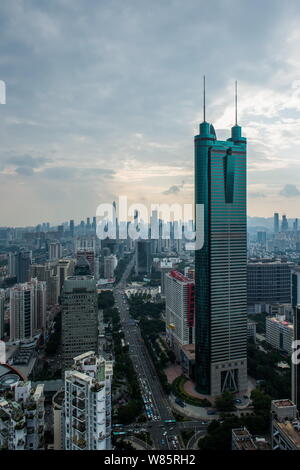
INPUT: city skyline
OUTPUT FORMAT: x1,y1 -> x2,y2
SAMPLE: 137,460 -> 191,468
1,1 -> 300,225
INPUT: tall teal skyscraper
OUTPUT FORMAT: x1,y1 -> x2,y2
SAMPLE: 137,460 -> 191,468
194,84 -> 247,396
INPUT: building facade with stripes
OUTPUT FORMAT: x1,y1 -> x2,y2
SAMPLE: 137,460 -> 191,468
194,119 -> 247,396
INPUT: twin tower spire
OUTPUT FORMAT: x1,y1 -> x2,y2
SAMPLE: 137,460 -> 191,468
203,75 -> 239,126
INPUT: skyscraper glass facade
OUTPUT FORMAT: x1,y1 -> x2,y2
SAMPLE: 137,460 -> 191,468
195,120 -> 248,396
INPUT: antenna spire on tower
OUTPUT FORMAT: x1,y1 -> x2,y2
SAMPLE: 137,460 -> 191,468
235,80 -> 238,126
203,75 -> 206,122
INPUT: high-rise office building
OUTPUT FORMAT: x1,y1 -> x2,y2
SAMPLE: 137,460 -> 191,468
292,266 -> 300,412
61,276 -> 98,370
165,271 -> 195,356
69,220 -> 75,236
9,279 -> 47,341
293,218 -> 299,232
0,290 -> 5,340
159,260 -> 174,296
257,231 -> 267,246
10,283 -> 34,341
92,216 -> 97,232
64,351 -> 113,450
135,240 -> 152,276
76,237 -> 98,279
49,241 -> 62,261
57,258 -> 75,294
281,214 -> 289,232
247,261 -> 291,310
31,278 -> 47,331
194,89 -> 247,396
8,250 -> 32,283
103,254 -> 117,279
29,264 -> 47,281
274,213 -> 279,234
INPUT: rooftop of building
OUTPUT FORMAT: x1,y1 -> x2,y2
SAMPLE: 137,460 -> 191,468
267,317 -> 293,329
180,344 -> 195,360
248,260 -> 293,266
274,420 -> 300,449
167,270 -> 194,284
272,399 -> 295,408
232,428 -> 257,450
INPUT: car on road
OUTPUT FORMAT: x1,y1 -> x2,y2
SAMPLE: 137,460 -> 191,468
235,399 -> 242,404
175,398 -> 185,408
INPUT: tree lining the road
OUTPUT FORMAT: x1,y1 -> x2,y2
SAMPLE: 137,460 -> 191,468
106,301 -> 144,424
127,293 -> 172,395
114,254 -> 132,283
128,293 -> 165,320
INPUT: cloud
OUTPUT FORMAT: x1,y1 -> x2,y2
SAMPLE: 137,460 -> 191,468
1,1 -> 300,223
39,166 -> 115,180
249,191 -> 266,199
8,155 -> 49,168
15,166 -> 34,176
163,181 -> 185,195
279,184 -> 300,197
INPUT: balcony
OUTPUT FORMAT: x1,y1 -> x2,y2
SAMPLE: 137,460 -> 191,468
0,428 -> 8,437
26,402 -> 37,411
91,383 -> 104,393
72,410 -> 86,422
72,436 -> 86,449
72,421 -> 86,433
72,399 -> 85,411
14,421 -> 26,431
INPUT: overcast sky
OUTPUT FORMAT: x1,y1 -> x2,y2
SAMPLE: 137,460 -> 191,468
1,0 -> 300,226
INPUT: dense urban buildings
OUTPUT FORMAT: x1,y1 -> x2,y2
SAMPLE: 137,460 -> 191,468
61,275 -> 99,370
135,240 -> 152,276
265,316 -> 293,353
0,290 -> 4,340
247,261 -> 292,313
231,427 -> 257,450
165,270 -> 195,357
48,241 -> 62,261
103,254 -> 118,279
0,380 -> 45,450
9,278 -> 46,342
194,106 -> 248,396
274,213 -> 279,234
271,400 -> 300,450
64,351 -> 113,450
292,266 -> 300,413
76,237 -> 98,279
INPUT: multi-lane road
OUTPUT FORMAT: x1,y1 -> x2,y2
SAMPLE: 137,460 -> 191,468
113,257 -> 208,450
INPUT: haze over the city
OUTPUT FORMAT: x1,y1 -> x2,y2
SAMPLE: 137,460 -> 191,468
1,0 -> 300,225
